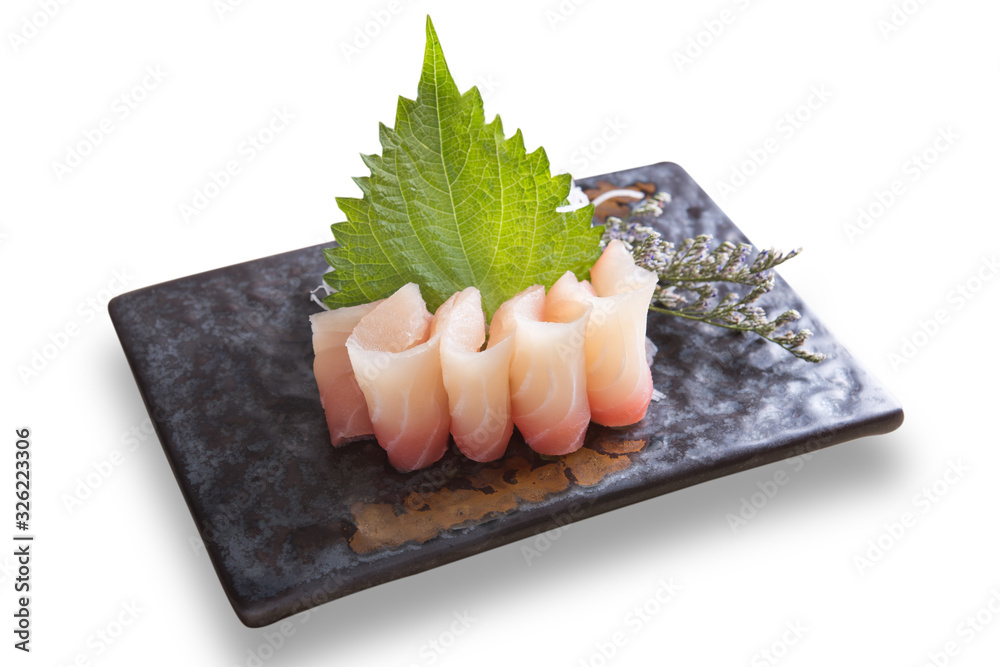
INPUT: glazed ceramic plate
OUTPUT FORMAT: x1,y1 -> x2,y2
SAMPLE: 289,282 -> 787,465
109,162 -> 903,627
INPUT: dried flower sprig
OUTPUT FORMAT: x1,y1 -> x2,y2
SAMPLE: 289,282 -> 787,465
601,194 -> 826,363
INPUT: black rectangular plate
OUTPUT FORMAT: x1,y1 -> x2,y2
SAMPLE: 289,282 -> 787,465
109,162 -> 903,627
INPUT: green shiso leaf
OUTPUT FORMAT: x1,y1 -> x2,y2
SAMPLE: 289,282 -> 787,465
323,16 -> 602,318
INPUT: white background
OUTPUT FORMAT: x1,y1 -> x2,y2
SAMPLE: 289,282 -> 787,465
2,0 -> 998,665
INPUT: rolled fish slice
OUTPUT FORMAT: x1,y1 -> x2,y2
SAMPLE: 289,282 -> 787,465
547,240 -> 658,427
346,284 -> 451,472
489,285 -> 592,456
432,287 -> 515,462
309,301 -> 382,446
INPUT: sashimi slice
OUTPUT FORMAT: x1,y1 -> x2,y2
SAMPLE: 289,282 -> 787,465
346,284 -> 451,472
548,239 -> 658,426
490,285 -> 592,456
310,301 -> 382,446
432,288 -> 514,462
487,284 -> 545,348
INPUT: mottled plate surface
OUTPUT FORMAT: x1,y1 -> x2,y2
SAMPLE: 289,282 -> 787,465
109,162 -> 903,627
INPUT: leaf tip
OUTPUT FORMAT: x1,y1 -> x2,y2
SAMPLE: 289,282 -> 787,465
424,15 -> 440,51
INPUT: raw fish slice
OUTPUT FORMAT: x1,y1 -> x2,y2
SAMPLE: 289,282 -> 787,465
310,301 -> 381,446
490,285 -> 592,455
548,240 -> 658,426
346,284 -> 450,472
432,288 -> 514,462
487,284 -> 544,348
590,239 -> 658,298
